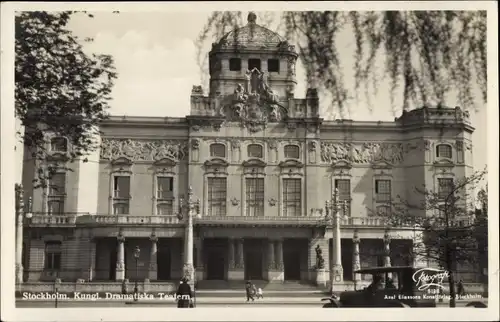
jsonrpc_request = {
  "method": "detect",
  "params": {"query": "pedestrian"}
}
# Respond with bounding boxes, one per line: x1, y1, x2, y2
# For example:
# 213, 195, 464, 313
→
457, 279, 465, 296
256, 287, 264, 299
176, 277, 193, 308
245, 281, 255, 302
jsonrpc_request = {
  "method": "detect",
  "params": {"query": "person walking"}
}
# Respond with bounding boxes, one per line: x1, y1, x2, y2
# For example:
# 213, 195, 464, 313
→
176, 277, 193, 308
245, 281, 255, 302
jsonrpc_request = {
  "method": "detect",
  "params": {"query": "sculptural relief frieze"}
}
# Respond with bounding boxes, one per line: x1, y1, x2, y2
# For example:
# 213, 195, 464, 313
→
320, 142, 416, 164
216, 68, 289, 133
100, 138, 189, 162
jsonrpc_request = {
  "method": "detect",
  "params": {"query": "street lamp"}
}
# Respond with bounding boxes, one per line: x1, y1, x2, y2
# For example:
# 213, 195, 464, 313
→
15, 184, 33, 284
133, 246, 140, 302
177, 186, 200, 288
325, 188, 348, 291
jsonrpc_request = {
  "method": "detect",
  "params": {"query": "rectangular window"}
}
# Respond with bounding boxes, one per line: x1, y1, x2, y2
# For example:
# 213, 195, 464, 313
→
375, 180, 391, 203
157, 177, 174, 200
335, 179, 351, 216
210, 144, 226, 158
436, 144, 452, 159
283, 178, 302, 217
268, 59, 280, 72
48, 173, 66, 215
45, 241, 62, 270
157, 200, 174, 216
438, 178, 454, 199
207, 177, 227, 216
248, 58, 261, 71
284, 145, 299, 159
229, 58, 241, 71
245, 178, 264, 217
50, 137, 67, 152
247, 144, 263, 158
49, 173, 66, 196
113, 176, 130, 215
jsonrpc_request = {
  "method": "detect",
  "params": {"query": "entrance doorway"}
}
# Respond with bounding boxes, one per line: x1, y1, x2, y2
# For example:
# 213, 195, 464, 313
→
244, 239, 264, 280
205, 239, 227, 280
283, 239, 302, 281
157, 243, 171, 280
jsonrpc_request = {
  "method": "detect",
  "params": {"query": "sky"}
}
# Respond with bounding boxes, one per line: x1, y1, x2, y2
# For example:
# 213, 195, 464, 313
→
66, 11, 487, 173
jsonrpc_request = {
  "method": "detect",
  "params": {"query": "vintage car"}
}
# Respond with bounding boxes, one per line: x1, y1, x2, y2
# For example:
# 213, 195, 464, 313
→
322, 266, 437, 308
321, 266, 487, 308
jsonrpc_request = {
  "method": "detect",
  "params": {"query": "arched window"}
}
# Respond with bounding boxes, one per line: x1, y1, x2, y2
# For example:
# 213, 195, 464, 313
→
247, 144, 263, 158
436, 144, 452, 159
284, 145, 300, 159
50, 137, 68, 152
210, 143, 226, 158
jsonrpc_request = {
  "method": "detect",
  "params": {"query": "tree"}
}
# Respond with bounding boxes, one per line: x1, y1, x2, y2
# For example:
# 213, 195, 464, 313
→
474, 186, 488, 287
15, 11, 117, 186
377, 169, 487, 308
196, 11, 486, 115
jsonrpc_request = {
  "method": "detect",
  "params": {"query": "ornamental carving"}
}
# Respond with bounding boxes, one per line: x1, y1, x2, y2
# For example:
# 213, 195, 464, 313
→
219, 68, 289, 133
191, 139, 200, 150
320, 142, 407, 164
100, 138, 188, 162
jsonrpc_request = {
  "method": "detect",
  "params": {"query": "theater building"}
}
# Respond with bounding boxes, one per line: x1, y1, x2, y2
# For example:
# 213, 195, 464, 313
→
17, 13, 477, 290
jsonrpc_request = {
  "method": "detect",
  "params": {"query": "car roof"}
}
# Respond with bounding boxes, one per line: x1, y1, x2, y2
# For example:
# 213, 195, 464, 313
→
354, 266, 418, 274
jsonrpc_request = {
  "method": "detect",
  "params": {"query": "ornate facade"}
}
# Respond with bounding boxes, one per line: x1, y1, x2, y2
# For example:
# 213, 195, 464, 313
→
18, 13, 478, 290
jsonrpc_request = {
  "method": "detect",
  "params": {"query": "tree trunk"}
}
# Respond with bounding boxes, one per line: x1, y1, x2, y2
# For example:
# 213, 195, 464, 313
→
445, 251, 456, 308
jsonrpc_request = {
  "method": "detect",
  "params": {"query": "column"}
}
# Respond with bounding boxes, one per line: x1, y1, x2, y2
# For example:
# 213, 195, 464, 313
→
331, 211, 344, 287
275, 239, 284, 271
268, 240, 275, 270
228, 238, 235, 269
15, 184, 24, 284
195, 237, 204, 281
88, 239, 96, 281
237, 238, 245, 269
352, 230, 361, 283
148, 234, 158, 280
116, 234, 125, 281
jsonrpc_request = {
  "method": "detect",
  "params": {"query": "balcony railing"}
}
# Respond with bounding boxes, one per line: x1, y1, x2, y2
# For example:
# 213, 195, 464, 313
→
25, 213, 414, 228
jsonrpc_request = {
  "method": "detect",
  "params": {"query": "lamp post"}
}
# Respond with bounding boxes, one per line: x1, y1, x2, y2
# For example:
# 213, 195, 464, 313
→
133, 246, 140, 302
177, 186, 200, 289
325, 188, 348, 292
15, 184, 32, 285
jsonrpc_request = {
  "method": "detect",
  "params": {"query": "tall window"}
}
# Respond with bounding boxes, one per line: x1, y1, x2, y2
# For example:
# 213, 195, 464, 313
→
113, 176, 130, 215
436, 144, 452, 159
438, 178, 454, 199
245, 178, 264, 217
335, 179, 351, 216
47, 173, 66, 215
247, 144, 263, 158
207, 177, 227, 216
375, 180, 391, 203
50, 137, 67, 152
229, 58, 241, 71
268, 59, 280, 73
157, 177, 174, 215
284, 145, 299, 159
210, 143, 226, 158
283, 179, 302, 217
44, 241, 62, 270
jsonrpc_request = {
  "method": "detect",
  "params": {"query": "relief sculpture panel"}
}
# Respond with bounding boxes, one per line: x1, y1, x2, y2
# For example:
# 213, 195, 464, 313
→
320, 142, 412, 164
100, 138, 189, 162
